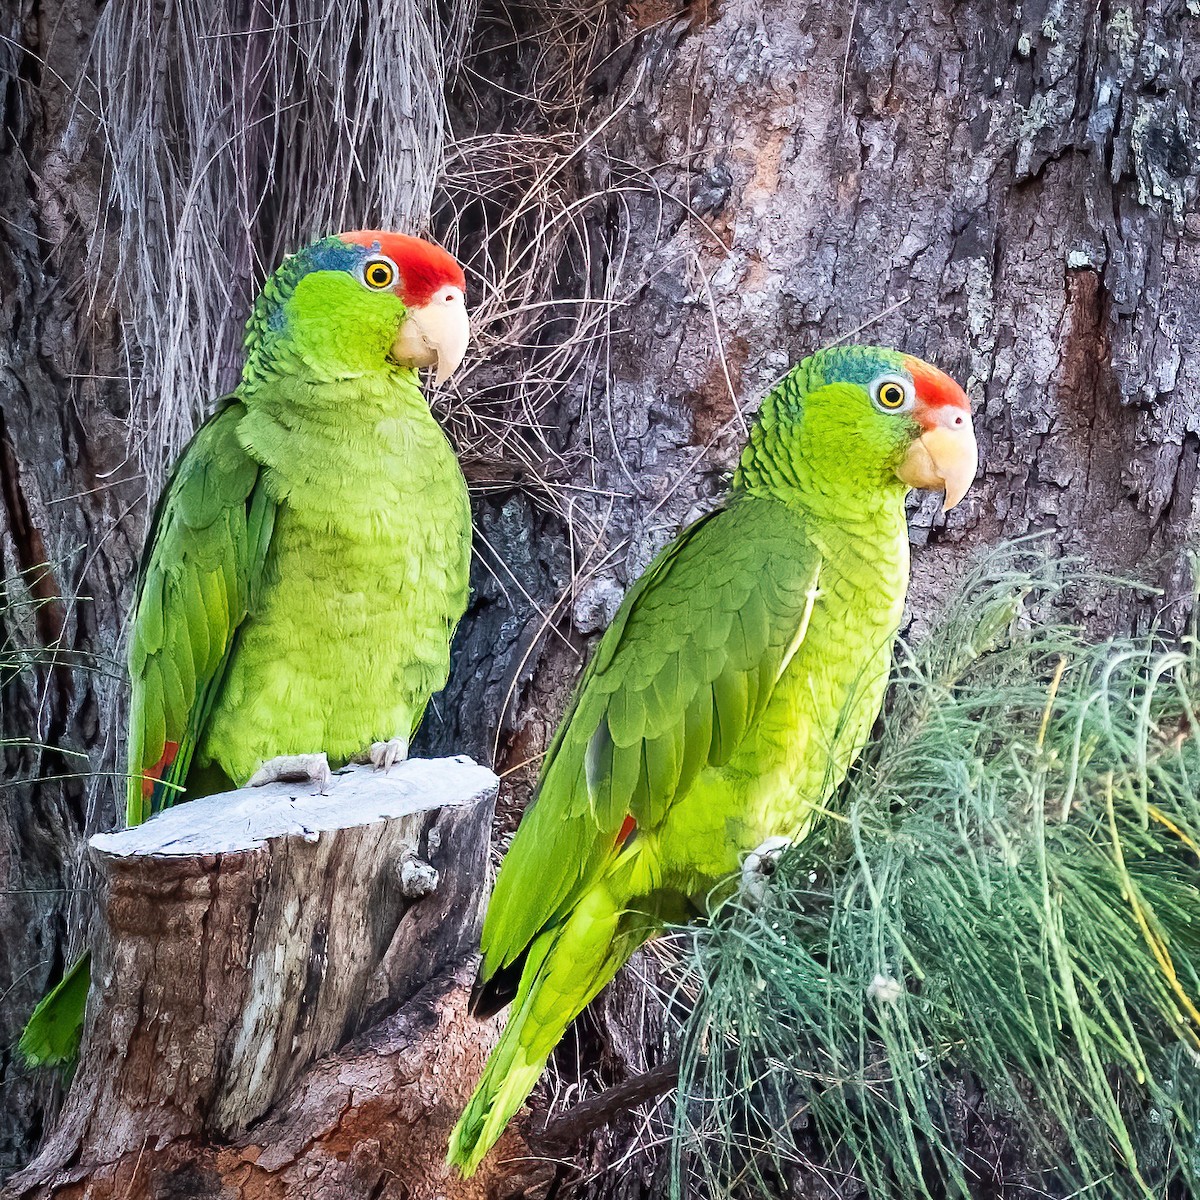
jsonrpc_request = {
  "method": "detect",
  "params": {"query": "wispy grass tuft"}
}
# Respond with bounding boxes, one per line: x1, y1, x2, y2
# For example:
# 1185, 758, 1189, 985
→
81, 0, 636, 539
84, 0, 475, 490
674, 545, 1200, 1199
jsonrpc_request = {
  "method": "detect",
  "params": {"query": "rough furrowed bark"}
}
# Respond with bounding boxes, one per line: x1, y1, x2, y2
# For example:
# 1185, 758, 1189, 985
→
3, 760, 543, 1200
571, 0, 1200, 636
0, 0, 142, 1173
6, 962, 544, 1200
432, 1, 1200, 1191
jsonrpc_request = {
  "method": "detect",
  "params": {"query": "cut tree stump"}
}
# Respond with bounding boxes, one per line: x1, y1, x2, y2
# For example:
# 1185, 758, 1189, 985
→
5, 758, 547, 1200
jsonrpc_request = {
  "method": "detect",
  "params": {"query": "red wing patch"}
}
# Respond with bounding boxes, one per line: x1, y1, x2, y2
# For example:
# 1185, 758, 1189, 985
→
142, 740, 180, 797
616, 814, 637, 846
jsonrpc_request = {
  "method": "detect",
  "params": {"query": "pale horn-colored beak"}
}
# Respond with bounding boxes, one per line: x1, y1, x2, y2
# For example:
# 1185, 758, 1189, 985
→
896, 407, 978, 511
391, 295, 470, 385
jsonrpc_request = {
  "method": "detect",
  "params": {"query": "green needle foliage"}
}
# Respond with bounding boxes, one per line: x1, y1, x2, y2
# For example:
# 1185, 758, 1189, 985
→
673, 546, 1200, 1200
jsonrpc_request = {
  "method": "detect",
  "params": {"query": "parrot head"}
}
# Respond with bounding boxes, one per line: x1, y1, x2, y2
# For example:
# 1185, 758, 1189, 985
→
244, 229, 469, 384
756, 345, 977, 512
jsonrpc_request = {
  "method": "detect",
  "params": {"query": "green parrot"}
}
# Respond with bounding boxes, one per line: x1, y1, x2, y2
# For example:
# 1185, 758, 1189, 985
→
448, 344, 977, 1174
20, 229, 472, 1067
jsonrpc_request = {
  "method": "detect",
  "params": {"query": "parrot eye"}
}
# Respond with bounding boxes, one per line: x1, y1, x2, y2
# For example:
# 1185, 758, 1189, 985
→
360, 256, 397, 290
870, 374, 914, 413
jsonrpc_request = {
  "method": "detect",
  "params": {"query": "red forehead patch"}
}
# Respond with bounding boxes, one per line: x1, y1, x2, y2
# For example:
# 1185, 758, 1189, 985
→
340, 229, 466, 305
901, 355, 970, 411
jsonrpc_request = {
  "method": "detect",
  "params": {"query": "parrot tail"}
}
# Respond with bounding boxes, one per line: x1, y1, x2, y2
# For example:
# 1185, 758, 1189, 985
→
18, 951, 91, 1068
448, 882, 632, 1176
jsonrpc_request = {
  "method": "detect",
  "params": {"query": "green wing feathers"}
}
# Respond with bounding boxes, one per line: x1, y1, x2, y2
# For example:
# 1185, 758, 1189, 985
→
16, 953, 91, 1068
452, 498, 822, 1172
478, 499, 822, 982
22, 402, 274, 1069
126, 401, 275, 824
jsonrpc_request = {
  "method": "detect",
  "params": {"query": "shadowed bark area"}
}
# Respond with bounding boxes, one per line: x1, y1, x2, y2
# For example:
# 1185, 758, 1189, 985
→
2, 0, 1199, 1193
1, 0, 139, 1175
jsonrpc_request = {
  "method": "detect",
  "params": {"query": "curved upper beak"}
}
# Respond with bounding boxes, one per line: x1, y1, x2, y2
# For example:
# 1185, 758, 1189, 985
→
894, 357, 977, 511
896, 413, 978, 511
391, 298, 470, 385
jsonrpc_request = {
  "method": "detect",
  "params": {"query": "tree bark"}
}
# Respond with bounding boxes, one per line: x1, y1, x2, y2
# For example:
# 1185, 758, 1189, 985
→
2, 759, 545, 1200
4, 0, 1200, 1193
1, 0, 139, 1174
5, 962, 543, 1200
433, 0, 1200, 1190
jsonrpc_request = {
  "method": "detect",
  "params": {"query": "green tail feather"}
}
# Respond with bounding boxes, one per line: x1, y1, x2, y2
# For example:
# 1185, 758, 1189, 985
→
449, 934, 554, 1175
450, 889, 633, 1176
448, 1025, 549, 1177
18, 951, 91, 1068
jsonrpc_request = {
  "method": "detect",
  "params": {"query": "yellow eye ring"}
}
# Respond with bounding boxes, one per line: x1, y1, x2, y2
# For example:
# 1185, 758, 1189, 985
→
871, 375, 912, 411
363, 258, 396, 289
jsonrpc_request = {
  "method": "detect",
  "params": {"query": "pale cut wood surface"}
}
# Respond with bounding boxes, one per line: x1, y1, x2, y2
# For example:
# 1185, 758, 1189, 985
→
90, 756, 496, 856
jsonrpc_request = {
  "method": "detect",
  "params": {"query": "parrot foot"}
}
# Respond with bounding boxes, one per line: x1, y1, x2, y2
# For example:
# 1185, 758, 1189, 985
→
739, 836, 792, 907
368, 736, 409, 773
247, 753, 332, 793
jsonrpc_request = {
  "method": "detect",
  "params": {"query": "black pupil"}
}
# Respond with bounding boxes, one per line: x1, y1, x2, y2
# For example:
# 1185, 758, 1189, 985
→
370, 264, 388, 284
884, 386, 901, 405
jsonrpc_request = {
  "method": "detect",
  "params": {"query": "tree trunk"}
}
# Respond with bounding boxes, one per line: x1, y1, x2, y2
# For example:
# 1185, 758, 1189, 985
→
3, 0, 1199, 1193
2, 760, 545, 1200
1, 0, 139, 1175
5, 962, 540, 1200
